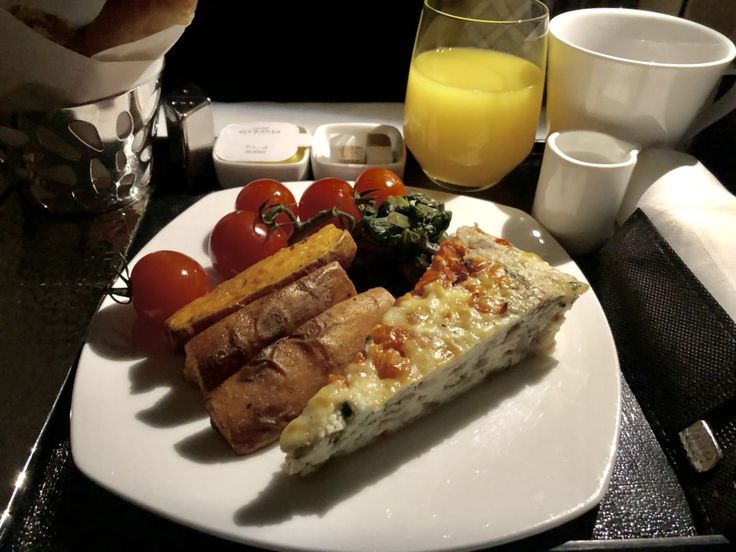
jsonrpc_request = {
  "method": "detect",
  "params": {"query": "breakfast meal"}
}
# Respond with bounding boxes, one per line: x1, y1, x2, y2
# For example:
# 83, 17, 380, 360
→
281, 225, 588, 474
207, 287, 395, 454
8, 0, 197, 56
121, 170, 587, 475
164, 223, 357, 348
183, 261, 357, 392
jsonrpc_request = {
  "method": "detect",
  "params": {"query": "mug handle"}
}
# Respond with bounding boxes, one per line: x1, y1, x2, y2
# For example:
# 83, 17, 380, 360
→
680, 64, 736, 145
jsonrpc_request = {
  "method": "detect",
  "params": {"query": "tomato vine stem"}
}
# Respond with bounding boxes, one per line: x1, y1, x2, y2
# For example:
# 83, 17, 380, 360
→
259, 203, 358, 244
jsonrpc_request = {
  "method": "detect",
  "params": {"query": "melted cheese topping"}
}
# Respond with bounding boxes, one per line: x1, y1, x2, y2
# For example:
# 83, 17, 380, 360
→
281, 237, 534, 449
280, 227, 587, 472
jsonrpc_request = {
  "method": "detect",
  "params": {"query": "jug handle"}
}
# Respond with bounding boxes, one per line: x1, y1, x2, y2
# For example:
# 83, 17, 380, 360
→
680, 63, 736, 146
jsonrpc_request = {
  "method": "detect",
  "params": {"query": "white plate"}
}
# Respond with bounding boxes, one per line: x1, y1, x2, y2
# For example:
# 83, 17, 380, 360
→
70, 184, 621, 552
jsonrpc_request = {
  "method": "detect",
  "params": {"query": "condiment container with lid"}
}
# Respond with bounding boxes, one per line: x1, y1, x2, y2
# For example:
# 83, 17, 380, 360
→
213, 122, 311, 187
311, 123, 406, 180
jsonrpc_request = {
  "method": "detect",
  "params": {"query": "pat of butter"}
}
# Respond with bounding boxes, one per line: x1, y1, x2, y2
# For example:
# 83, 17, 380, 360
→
214, 122, 312, 164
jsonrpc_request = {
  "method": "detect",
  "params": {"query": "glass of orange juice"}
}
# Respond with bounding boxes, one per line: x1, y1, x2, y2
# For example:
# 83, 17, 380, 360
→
404, 0, 549, 192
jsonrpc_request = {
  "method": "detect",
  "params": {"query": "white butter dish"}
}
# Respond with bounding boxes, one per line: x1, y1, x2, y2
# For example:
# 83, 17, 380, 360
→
213, 122, 311, 187
311, 123, 406, 180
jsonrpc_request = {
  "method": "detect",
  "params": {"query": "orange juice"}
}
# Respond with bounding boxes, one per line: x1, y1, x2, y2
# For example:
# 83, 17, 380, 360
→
404, 47, 544, 188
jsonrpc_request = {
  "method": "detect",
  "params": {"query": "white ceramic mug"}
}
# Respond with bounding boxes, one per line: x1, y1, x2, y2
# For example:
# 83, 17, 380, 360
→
546, 8, 736, 148
532, 130, 639, 255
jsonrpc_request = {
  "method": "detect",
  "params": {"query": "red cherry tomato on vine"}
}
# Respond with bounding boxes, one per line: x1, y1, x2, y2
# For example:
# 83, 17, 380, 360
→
235, 179, 297, 237
298, 178, 360, 231
209, 210, 288, 279
354, 168, 407, 206
130, 250, 211, 324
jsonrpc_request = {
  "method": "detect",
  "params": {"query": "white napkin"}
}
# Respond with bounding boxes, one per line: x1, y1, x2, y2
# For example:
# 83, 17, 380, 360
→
0, 4, 186, 112
617, 148, 736, 322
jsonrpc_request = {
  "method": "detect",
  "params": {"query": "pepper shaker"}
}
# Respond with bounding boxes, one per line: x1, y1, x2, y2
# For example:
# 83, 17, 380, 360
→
164, 83, 215, 189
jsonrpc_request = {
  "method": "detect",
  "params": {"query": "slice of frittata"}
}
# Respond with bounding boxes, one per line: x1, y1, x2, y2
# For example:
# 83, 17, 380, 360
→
280, 225, 588, 475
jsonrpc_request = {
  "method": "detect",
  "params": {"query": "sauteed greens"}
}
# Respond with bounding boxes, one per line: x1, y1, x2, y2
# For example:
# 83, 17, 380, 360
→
351, 191, 451, 295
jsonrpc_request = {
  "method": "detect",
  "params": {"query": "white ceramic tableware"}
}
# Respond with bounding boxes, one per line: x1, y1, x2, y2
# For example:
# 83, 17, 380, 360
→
532, 130, 639, 254
546, 8, 736, 148
311, 122, 406, 180
71, 184, 620, 552
213, 122, 312, 187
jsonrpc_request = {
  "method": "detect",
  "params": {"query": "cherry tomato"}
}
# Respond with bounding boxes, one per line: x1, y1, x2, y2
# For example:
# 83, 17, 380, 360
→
130, 250, 211, 324
354, 168, 407, 206
235, 179, 297, 237
209, 210, 288, 279
298, 178, 360, 231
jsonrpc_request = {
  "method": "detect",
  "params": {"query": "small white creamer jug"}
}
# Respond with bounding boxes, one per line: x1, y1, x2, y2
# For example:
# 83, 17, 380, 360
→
532, 130, 639, 254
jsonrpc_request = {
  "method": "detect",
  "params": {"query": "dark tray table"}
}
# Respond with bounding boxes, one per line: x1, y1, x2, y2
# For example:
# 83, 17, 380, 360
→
0, 133, 732, 551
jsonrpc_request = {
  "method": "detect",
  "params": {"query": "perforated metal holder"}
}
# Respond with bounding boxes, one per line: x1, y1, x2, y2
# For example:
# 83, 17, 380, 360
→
0, 75, 161, 215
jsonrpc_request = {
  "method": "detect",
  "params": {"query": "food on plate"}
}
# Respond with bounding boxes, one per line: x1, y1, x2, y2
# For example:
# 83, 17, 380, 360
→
9, 0, 197, 56
247, 172, 448, 295
297, 178, 361, 233
280, 225, 588, 474
207, 288, 395, 454
208, 210, 289, 279
353, 167, 407, 206
350, 191, 451, 295
165, 224, 357, 348
128, 250, 211, 325
184, 262, 357, 392
241, 173, 445, 291
234, 179, 298, 237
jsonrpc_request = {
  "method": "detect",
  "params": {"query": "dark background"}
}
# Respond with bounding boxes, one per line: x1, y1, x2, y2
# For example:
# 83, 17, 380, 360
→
163, 0, 676, 104
162, 1, 425, 103
161, 1, 646, 103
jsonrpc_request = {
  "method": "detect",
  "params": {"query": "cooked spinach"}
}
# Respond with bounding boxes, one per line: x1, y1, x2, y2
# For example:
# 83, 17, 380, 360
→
350, 192, 452, 295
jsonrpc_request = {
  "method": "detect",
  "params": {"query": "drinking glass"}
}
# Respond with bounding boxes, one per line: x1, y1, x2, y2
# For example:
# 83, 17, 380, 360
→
404, 0, 549, 192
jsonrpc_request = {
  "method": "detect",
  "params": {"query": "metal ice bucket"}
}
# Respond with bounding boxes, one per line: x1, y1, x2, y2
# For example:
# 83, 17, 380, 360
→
0, 76, 161, 215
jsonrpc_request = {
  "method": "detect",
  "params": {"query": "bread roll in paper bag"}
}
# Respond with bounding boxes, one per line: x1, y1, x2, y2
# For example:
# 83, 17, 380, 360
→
0, 0, 197, 112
